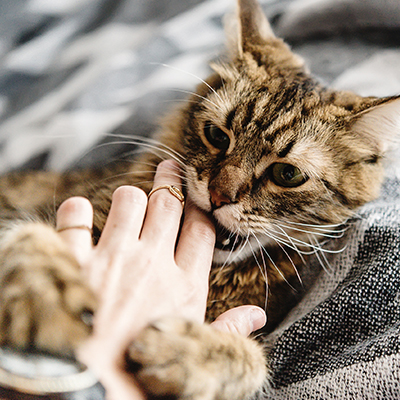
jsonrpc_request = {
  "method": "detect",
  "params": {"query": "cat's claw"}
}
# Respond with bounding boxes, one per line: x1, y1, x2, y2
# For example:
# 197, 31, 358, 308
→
126, 317, 268, 400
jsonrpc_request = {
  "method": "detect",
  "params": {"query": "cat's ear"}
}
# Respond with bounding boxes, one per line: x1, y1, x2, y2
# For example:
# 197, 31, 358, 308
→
351, 97, 400, 154
225, 0, 275, 58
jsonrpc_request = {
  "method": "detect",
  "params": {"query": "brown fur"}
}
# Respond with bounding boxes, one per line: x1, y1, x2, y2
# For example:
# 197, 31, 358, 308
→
0, 0, 399, 398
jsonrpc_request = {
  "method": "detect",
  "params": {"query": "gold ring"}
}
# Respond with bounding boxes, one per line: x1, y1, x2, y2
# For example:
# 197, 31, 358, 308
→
148, 185, 185, 207
56, 225, 93, 234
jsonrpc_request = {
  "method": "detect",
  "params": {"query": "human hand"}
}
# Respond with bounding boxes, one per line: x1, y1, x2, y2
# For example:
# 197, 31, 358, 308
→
56, 160, 266, 400
57, 160, 216, 399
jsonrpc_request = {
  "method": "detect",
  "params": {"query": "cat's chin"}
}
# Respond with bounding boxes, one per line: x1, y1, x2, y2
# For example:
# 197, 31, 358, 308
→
211, 216, 272, 265
212, 241, 258, 265
212, 232, 271, 265
213, 247, 248, 264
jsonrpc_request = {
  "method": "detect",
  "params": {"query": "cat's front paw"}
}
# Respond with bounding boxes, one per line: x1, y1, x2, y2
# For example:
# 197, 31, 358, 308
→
0, 223, 97, 356
126, 317, 267, 400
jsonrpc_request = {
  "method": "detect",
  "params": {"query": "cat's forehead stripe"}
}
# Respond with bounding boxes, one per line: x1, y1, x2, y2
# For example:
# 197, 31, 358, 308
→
277, 139, 295, 158
226, 108, 236, 130
225, 98, 257, 132
240, 98, 257, 130
253, 96, 304, 137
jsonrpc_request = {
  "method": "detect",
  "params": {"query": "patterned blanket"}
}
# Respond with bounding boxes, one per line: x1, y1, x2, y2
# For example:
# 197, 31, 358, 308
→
0, 0, 399, 399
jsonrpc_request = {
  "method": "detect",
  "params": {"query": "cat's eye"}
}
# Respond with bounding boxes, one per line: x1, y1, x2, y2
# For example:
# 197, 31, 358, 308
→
270, 163, 307, 188
204, 123, 230, 151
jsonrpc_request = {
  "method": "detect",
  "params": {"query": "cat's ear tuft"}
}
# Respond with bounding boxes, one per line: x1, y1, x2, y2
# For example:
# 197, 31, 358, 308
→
225, 0, 275, 58
351, 97, 400, 155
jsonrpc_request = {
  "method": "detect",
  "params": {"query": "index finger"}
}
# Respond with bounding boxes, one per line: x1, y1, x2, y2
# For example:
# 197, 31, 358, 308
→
175, 199, 215, 277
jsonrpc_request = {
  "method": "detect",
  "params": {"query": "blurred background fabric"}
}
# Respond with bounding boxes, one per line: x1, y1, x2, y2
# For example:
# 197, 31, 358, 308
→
0, 0, 399, 173
0, 0, 400, 399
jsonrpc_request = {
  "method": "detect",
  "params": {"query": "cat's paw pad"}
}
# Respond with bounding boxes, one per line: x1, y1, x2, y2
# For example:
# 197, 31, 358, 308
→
126, 317, 267, 400
0, 223, 97, 356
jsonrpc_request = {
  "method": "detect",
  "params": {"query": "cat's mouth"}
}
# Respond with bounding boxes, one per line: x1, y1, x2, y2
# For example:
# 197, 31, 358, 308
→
214, 222, 247, 252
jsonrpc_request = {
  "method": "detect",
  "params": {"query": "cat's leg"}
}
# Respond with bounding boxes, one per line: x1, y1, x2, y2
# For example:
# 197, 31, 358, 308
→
0, 221, 97, 356
126, 317, 268, 400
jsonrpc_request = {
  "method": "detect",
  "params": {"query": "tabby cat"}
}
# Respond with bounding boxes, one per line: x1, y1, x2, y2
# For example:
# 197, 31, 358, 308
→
0, 0, 399, 398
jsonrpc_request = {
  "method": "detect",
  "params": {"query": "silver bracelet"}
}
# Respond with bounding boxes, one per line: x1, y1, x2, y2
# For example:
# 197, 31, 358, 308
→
0, 347, 98, 395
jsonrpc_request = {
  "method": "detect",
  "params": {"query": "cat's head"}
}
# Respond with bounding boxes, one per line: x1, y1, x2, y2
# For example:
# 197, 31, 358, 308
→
169, 0, 400, 264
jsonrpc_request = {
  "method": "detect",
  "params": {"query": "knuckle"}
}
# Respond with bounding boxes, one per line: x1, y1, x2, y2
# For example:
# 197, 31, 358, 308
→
212, 317, 247, 336
150, 191, 182, 213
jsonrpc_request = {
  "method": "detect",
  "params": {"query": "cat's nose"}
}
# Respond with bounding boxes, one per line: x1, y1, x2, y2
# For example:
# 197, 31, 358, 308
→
209, 187, 231, 208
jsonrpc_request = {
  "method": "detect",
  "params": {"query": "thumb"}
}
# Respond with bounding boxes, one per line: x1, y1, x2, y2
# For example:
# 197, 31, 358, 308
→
210, 306, 266, 337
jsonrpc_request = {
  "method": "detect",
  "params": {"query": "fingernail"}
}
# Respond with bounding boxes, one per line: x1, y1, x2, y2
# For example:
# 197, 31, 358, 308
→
250, 307, 267, 332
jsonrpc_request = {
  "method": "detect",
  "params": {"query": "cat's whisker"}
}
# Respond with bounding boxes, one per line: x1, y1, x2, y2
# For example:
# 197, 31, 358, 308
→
248, 233, 269, 312
126, 159, 189, 183
246, 217, 305, 254
119, 159, 161, 172
249, 232, 267, 282
281, 219, 348, 231
92, 140, 186, 169
99, 172, 155, 185
251, 232, 297, 292
280, 224, 348, 238
122, 168, 188, 187
350, 212, 364, 221
225, 231, 250, 265
165, 89, 222, 111
267, 223, 344, 255
275, 222, 347, 239
103, 133, 186, 162
266, 224, 312, 247
120, 158, 189, 183
260, 228, 333, 261
249, 232, 269, 312
151, 62, 225, 105
262, 227, 316, 254
308, 234, 335, 275
62, 132, 185, 178
261, 227, 305, 285
100, 171, 190, 191
268, 225, 346, 254
275, 239, 303, 287
158, 99, 206, 106
217, 229, 243, 269
266, 225, 308, 266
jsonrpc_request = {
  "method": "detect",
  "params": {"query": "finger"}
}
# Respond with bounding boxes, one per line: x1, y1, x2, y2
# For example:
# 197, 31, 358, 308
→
98, 186, 147, 251
210, 306, 266, 337
175, 199, 215, 277
140, 160, 184, 250
57, 197, 94, 264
